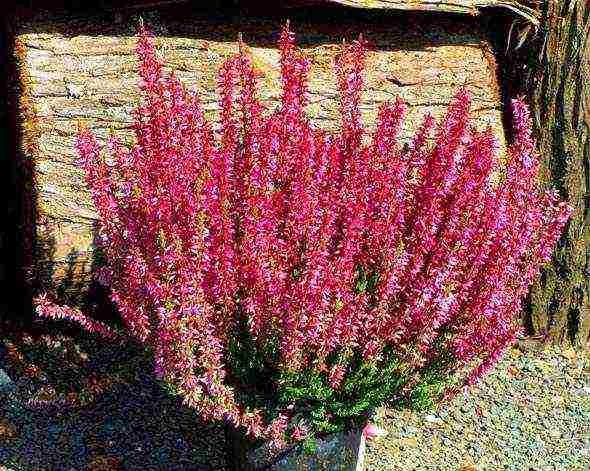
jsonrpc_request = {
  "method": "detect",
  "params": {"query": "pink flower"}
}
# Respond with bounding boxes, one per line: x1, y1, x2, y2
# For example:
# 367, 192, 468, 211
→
291, 424, 309, 441
42, 21, 573, 442
328, 364, 346, 389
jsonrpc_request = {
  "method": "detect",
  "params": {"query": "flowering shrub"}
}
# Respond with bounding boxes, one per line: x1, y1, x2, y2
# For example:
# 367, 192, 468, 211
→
36, 23, 571, 449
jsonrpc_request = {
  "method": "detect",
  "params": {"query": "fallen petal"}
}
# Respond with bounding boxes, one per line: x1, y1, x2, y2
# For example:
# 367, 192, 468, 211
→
363, 423, 388, 439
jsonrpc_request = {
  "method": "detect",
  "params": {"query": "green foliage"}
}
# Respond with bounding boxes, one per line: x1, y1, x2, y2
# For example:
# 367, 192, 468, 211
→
354, 265, 380, 300
211, 264, 466, 441
302, 435, 318, 455
225, 307, 279, 410
220, 301, 462, 441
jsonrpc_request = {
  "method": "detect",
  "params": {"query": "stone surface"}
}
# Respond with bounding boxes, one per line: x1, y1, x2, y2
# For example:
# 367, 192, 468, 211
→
0, 368, 16, 398
248, 429, 366, 470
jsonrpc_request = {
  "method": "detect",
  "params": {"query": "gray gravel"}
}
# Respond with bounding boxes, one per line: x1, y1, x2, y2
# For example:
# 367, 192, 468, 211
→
365, 343, 590, 471
1, 325, 588, 470
0, 330, 227, 470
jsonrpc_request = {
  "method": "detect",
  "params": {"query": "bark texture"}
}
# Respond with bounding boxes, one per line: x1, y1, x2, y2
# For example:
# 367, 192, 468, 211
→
14, 9, 506, 305
520, 0, 590, 350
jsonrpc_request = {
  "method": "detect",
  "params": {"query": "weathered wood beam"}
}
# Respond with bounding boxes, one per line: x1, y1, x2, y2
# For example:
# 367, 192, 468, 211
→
296, 0, 541, 25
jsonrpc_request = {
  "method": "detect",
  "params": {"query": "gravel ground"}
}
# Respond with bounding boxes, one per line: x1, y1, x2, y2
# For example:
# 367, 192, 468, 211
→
365, 341, 590, 471
0, 322, 227, 470
1, 319, 589, 470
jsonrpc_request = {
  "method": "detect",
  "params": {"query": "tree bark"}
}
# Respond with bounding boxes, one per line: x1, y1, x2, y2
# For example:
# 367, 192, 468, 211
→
518, 0, 589, 350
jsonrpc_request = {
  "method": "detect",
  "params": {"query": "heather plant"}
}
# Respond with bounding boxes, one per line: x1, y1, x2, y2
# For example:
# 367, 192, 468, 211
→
35, 22, 572, 450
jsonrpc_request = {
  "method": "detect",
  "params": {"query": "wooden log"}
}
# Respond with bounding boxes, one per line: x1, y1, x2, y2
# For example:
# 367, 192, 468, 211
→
14, 8, 507, 305
30, 0, 541, 24
294, 0, 541, 25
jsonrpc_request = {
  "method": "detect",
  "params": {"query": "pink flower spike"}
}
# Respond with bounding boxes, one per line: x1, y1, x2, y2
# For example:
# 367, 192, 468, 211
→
62, 23, 571, 444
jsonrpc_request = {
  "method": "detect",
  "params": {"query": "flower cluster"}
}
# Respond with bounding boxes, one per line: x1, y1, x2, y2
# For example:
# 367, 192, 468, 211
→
38, 23, 572, 444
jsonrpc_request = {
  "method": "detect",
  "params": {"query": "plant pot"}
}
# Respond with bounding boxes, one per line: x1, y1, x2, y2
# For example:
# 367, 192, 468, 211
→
225, 425, 366, 471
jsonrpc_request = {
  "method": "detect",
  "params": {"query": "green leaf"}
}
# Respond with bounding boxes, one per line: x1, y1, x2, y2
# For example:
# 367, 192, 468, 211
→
302, 436, 318, 455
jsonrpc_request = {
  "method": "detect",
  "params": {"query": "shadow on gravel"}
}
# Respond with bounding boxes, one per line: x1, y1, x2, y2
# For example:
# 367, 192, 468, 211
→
0, 326, 228, 470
